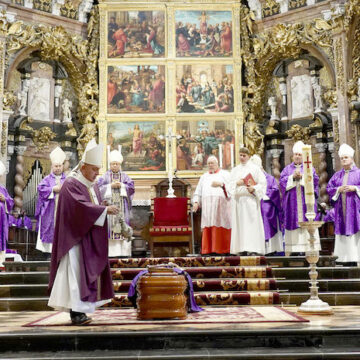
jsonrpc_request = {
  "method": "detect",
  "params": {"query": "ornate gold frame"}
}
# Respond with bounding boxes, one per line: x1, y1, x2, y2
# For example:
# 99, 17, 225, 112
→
98, 1, 243, 179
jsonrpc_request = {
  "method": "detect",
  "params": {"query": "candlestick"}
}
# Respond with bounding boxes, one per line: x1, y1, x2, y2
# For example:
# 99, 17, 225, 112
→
302, 144, 316, 221
230, 144, 234, 168
218, 144, 223, 169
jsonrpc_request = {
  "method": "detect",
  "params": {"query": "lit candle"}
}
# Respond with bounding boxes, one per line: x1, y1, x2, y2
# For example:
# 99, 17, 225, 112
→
230, 143, 234, 168
302, 145, 316, 219
107, 145, 111, 169
218, 144, 223, 169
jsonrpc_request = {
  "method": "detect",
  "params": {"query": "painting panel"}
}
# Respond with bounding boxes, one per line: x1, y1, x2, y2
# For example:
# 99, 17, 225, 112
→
108, 121, 166, 172
176, 64, 233, 113
107, 65, 165, 114
108, 11, 165, 58
175, 10, 232, 57
176, 119, 235, 171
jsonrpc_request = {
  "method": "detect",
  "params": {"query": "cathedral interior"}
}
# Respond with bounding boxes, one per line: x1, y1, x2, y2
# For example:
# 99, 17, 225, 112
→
2, 0, 360, 358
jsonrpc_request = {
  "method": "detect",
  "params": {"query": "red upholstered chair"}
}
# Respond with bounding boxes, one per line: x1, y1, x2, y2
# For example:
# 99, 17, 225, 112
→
149, 197, 193, 257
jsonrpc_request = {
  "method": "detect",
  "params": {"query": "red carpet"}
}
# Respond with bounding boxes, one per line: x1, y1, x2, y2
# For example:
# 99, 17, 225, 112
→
24, 306, 308, 327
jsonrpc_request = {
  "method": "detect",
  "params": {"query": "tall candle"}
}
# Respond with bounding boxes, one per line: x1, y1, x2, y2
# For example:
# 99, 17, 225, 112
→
107, 145, 111, 169
230, 143, 234, 168
302, 145, 315, 218
218, 144, 223, 169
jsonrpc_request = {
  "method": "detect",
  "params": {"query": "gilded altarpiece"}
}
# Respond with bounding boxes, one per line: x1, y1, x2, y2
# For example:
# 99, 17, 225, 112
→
98, 1, 243, 179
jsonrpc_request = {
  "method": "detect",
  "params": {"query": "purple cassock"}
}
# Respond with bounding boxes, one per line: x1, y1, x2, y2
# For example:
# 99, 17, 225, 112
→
261, 171, 283, 241
48, 177, 114, 303
0, 185, 14, 252
279, 163, 320, 231
8, 215, 32, 230
35, 173, 66, 244
327, 166, 360, 236
97, 170, 135, 225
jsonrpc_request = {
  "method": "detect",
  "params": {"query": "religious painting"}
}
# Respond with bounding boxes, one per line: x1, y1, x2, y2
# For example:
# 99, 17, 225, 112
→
107, 11, 165, 58
175, 10, 232, 57
176, 119, 235, 171
290, 74, 313, 119
107, 65, 165, 114
176, 64, 234, 113
107, 121, 166, 172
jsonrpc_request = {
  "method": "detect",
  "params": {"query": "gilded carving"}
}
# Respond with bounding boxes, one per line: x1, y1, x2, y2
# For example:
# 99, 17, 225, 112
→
3, 90, 17, 111
32, 127, 57, 151
1, 122, 7, 155
289, 0, 306, 10
285, 124, 311, 142
334, 37, 346, 95
244, 119, 264, 156
33, 0, 52, 13
60, 0, 78, 20
76, 121, 98, 158
323, 88, 338, 108
261, 0, 280, 18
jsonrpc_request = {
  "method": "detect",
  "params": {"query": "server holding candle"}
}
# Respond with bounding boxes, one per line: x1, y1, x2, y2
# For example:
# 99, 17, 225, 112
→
327, 144, 360, 265
279, 141, 321, 255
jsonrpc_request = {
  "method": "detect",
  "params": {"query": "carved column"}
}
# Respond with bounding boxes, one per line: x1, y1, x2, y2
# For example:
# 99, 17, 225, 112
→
279, 77, 288, 120
14, 145, 26, 212
315, 143, 329, 204
327, 107, 340, 170
328, 142, 336, 171
333, 16, 352, 147
269, 148, 283, 183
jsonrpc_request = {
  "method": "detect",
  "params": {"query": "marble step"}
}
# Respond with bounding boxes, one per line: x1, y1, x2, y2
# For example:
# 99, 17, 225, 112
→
3, 291, 360, 311
3, 348, 360, 359
273, 267, 360, 279
4, 261, 50, 272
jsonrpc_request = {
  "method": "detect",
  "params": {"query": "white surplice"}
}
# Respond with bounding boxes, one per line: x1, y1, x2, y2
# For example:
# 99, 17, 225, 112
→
48, 172, 110, 313
228, 161, 267, 255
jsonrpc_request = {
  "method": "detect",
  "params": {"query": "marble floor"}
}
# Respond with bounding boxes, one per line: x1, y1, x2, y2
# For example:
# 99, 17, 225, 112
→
1, 305, 360, 334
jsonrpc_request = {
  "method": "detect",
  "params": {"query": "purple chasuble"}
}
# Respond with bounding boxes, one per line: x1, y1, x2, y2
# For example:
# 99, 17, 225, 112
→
279, 163, 320, 231
0, 185, 14, 252
35, 173, 66, 244
128, 267, 203, 313
327, 166, 360, 236
48, 176, 114, 303
97, 170, 135, 225
261, 171, 283, 241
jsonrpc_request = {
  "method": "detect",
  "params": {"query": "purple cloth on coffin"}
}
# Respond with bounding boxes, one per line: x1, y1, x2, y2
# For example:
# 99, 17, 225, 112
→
279, 163, 320, 231
48, 177, 114, 303
0, 185, 14, 252
97, 170, 135, 225
35, 173, 66, 244
261, 171, 283, 241
327, 166, 360, 236
128, 266, 203, 313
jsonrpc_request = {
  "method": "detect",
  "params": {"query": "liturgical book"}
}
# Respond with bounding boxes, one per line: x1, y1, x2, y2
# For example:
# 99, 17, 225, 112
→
243, 173, 256, 186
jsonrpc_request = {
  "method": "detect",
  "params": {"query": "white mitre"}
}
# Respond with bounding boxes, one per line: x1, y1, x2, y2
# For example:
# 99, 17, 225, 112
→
250, 154, 263, 168
292, 141, 305, 154
0, 161, 6, 176
338, 143, 355, 158
109, 150, 123, 164
50, 146, 66, 165
83, 138, 103, 167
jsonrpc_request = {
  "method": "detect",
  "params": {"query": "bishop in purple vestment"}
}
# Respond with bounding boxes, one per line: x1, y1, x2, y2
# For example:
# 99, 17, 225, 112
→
327, 144, 360, 263
0, 161, 14, 267
35, 147, 67, 254
98, 149, 135, 257
48, 140, 119, 325
279, 141, 321, 254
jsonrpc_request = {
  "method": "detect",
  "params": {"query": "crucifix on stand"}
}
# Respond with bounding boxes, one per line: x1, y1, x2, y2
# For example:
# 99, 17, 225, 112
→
159, 127, 180, 198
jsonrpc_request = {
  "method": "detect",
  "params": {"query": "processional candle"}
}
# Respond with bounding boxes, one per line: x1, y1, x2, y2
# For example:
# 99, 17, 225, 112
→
302, 144, 316, 220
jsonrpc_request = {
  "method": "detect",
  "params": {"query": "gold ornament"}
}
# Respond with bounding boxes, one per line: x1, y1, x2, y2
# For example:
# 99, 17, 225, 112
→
285, 124, 311, 142
32, 126, 57, 151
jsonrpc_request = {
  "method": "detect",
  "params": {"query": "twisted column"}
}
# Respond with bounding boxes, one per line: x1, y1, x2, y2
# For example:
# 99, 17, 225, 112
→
14, 146, 26, 212
269, 149, 283, 183
315, 143, 329, 204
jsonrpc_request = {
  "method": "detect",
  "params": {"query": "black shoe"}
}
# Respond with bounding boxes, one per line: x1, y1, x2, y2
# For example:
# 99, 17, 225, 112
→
70, 310, 92, 325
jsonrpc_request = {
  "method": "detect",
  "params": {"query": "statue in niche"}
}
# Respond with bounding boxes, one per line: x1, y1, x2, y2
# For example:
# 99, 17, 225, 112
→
17, 81, 29, 116
76, 120, 98, 158
62, 98, 72, 123
265, 119, 278, 135
244, 117, 264, 155
311, 77, 324, 112
268, 96, 279, 120
65, 122, 77, 137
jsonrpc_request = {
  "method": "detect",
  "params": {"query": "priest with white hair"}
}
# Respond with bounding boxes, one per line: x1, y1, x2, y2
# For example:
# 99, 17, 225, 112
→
35, 147, 67, 254
251, 155, 283, 255
327, 144, 360, 265
48, 139, 119, 325
193, 155, 231, 255
98, 149, 135, 257
279, 141, 321, 255
228, 147, 267, 255
0, 161, 14, 268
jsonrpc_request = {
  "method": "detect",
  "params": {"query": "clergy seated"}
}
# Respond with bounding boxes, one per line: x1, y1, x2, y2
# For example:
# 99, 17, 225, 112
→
149, 197, 193, 257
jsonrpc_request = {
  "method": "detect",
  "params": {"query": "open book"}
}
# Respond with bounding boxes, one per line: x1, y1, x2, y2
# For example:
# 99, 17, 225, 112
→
243, 173, 256, 186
